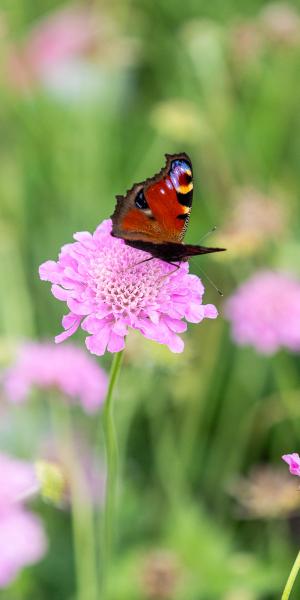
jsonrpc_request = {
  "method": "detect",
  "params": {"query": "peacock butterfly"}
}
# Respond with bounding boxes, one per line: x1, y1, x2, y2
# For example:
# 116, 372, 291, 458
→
111, 152, 225, 264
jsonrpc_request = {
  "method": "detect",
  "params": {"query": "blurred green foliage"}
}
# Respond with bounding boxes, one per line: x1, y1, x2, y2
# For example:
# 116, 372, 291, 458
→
1, 0, 300, 598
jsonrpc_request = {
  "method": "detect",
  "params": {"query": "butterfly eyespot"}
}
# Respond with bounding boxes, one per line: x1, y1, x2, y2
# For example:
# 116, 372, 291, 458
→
135, 189, 148, 210
170, 159, 192, 175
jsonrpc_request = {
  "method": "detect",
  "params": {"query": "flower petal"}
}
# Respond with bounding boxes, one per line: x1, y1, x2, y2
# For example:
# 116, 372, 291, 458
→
107, 332, 126, 353
204, 304, 218, 319
85, 326, 111, 356
184, 303, 205, 323
163, 316, 187, 333
51, 284, 69, 301
167, 332, 184, 353
62, 312, 81, 329
112, 320, 128, 336
39, 261, 61, 283
73, 232, 94, 246
55, 314, 81, 343
282, 453, 300, 476
67, 297, 93, 315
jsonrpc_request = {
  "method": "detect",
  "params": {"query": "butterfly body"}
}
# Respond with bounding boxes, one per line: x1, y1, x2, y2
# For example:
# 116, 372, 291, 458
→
111, 153, 225, 262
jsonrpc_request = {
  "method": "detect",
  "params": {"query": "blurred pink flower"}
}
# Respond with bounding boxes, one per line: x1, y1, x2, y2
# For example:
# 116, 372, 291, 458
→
225, 270, 300, 354
282, 453, 300, 476
39, 219, 218, 355
0, 454, 39, 506
229, 465, 300, 518
141, 550, 182, 600
216, 187, 288, 258
0, 508, 46, 587
4, 341, 108, 413
0, 453, 46, 587
8, 5, 97, 90
7, 4, 136, 99
260, 3, 300, 46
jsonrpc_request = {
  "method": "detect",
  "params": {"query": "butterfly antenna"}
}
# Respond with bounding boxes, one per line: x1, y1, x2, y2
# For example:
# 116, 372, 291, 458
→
197, 265, 223, 297
198, 226, 217, 244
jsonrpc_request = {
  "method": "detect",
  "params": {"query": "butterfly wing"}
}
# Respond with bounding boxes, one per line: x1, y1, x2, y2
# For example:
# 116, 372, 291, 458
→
125, 239, 225, 261
111, 153, 194, 244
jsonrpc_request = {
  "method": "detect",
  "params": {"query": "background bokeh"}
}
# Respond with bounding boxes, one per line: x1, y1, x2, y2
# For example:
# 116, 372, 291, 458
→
1, 0, 300, 598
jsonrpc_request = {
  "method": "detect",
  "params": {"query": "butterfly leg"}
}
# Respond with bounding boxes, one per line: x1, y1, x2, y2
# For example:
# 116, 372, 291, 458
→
158, 262, 181, 281
136, 258, 180, 277
133, 257, 155, 266
122, 256, 155, 273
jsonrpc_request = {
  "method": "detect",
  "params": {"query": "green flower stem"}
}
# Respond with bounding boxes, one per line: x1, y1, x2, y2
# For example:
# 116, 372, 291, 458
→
282, 550, 300, 600
273, 353, 300, 439
50, 398, 98, 600
102, 350, 124, 590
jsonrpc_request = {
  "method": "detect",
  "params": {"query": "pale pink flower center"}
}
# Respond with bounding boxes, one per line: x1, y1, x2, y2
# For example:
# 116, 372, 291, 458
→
89, 246, 164, 318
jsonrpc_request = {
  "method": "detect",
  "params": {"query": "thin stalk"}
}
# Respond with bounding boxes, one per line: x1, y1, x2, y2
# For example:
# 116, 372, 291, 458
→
50, 399, 98, 600
273, 353, 300, 440
282, 550, 300, 600
102, 350, 124, 590
179, 321, 226, 486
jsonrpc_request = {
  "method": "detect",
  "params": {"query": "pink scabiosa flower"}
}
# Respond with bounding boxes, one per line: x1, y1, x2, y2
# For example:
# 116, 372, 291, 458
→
0, 454, 39, 505
7, 5, 97, 91
225, 270, 300, 355
0, 508, 46, 587
6, 4, 137, 100
0, 453, 47, 587
39, 219, 218, 355
282, 453, 300, 477
4, 341, 107, 414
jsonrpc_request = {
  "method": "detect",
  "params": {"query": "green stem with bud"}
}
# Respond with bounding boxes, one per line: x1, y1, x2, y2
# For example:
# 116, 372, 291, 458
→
50, 397, 98, 600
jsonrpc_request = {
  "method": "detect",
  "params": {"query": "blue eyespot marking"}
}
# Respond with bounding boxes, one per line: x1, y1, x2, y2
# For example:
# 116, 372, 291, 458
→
170, 159, 192, 174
